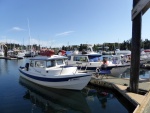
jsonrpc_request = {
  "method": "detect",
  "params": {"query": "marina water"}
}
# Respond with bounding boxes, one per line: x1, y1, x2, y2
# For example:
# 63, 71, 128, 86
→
0, 58, 145, 113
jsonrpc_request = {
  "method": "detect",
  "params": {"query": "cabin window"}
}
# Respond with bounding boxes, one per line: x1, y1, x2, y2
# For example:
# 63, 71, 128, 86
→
56, 59, 63, 65
112, 57, 119, 64
67, 56, 71, 60
46, 60, 56, 67
73, 56, 80, 61
88, 55, 101, 62
35, 61, 45, 68
80, 57, 87, 62
30, 61, 34, 67
73, 56, 87, 62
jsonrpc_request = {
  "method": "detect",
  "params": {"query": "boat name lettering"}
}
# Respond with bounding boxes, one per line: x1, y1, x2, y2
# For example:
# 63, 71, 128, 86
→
69, 78, 79, 81
35, 70, 41, 73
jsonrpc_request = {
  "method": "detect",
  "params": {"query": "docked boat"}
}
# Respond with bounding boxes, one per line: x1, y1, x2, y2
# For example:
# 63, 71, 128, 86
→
67, 53, 102, 70
8, 50, 25, 59
19, 55, 92, 90
99, 54, 130, 76
24, 50, 36, 57
67, 45, 103, 70
67, 50, 130, 76
0, 49, 4, 56
0, 44, 4, 56
115, 49, 150, 63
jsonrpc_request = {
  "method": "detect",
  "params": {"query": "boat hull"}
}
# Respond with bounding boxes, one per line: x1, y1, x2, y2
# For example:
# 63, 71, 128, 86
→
0, 52, 4, 56
110, 66, 130, 77
78, 65, 130, 76
19, 68, 91, 90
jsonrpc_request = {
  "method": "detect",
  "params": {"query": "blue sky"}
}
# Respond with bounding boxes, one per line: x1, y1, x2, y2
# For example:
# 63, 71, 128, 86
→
0, 0, 150, 47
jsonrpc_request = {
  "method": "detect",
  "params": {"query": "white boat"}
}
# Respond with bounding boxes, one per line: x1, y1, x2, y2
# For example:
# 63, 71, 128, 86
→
115, 49, 150, 63
67, 50, 130, 76
144, 49, 150, 58
19, 55, 91, 90
0, 50, 4, 56
0, 44, 4, 56
67, 45, 103, 70
67, 53, 103, 70
140, 50, 150, 63
8, 50, 25, 59
99, 54, 130, 76
24, 50, 36, 57
17, 50, 26, 59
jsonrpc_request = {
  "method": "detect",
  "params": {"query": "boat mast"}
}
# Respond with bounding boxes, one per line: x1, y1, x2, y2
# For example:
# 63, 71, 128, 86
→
118, 38, 120, 50
27, 18, 31, 51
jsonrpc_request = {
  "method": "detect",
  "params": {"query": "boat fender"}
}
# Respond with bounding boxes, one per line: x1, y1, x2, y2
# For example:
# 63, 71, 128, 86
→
25, 63, 29, 71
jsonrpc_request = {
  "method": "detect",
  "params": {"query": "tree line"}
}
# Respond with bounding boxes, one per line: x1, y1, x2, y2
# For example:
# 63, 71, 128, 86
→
62, 38, 150, 51
4, 38, 150, 51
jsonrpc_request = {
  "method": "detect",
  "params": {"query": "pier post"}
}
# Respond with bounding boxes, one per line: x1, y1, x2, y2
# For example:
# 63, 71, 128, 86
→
130, 0, 150, 93
4, 46, 8, 57
130, 0, 142, 93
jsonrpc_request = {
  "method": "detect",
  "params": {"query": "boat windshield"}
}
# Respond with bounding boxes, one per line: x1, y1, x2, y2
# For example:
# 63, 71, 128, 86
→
73, 56, 87, 62
88, 55, 101, 62
35, 61, 46, 68
46, 60, 56, 67
56, 59, 64, 65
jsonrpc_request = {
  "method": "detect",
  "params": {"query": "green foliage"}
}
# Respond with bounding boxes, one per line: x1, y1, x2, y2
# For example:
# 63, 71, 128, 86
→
4, 38, 150, 51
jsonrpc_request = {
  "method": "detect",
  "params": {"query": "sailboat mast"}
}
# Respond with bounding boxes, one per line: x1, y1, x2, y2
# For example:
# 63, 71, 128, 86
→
27, 18, 31, 50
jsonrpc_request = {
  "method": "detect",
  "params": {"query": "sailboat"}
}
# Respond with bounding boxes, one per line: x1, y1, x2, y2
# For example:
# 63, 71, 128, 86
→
24, 19, 36, 57
8, 43, 25, 59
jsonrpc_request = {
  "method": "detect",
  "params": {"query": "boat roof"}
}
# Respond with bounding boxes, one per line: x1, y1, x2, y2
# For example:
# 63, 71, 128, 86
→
68, 53, 102, 57
30, 55, 68, 61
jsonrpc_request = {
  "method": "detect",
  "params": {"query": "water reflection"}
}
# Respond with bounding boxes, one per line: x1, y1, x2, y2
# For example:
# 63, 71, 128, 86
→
19, 77, 91, 113
0, 59, 29, 76
0, 59, 8, 75
19, 77, 129, 113
98, 91, 115, 109
121, 68, 150, 80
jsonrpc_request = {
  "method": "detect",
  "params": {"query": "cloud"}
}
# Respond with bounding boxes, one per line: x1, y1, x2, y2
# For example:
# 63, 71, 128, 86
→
0, 36, 21, 44
55, 31, 74, 37
0, 36, 64, 48
10, 27, 25, 31
25, 38, 63, 48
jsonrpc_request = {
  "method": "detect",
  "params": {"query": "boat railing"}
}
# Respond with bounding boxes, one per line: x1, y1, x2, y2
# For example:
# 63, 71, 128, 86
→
76, 62, 83, 70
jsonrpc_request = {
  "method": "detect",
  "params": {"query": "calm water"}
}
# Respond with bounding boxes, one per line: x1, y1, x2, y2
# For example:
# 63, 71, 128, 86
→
0, 58, 138, 113
121, 68, 150, 80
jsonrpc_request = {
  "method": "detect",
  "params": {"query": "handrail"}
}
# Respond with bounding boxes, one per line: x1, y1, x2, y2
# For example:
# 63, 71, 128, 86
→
76, 62, 83, 70
60, 66, 64, 75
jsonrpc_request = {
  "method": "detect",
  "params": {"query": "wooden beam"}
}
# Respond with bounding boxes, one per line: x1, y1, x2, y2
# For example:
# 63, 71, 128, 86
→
130, 0, 142, 93
132, 0, 150, 20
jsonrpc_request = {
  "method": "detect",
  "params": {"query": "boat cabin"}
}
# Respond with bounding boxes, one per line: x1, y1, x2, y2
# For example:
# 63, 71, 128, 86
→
67, 54, 103, 69
29, 56, 68, 69
24, 56, 77, 75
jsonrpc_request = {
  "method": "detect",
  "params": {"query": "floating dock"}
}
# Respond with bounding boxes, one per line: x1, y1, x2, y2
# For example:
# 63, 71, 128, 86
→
90, 75, 150, 113
0, 56, 18, 60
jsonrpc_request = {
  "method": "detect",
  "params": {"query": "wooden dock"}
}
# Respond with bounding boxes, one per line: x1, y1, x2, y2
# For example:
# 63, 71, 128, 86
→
89, 76, 150, 113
